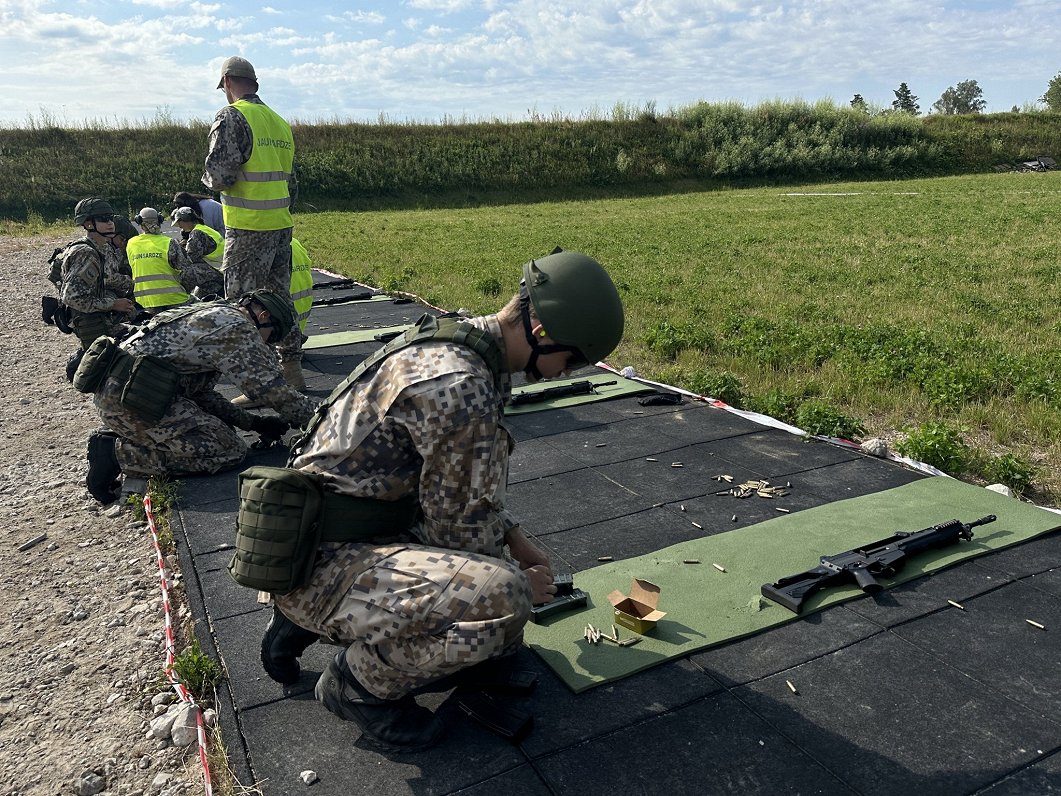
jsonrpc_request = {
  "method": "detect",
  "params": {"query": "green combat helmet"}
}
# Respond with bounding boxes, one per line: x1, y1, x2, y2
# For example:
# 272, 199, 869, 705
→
112, 216, 139, 241
73, 198, 116, 225
240, 289, 295, 344
519, 248, 624, 374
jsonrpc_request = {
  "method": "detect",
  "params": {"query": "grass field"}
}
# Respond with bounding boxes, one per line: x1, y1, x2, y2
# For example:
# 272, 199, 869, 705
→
294, 171, 1061, 501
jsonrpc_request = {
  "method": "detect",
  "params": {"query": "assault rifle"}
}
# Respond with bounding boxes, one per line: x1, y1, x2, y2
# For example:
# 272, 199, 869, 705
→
509, 380, 617, 407
761, 514, 995, 613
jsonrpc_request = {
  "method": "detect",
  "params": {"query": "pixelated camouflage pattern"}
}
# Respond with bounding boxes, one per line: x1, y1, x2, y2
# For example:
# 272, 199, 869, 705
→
161, 237, 223, 298
94, 302, 317, 477
274, 315, 529, 698
277, 544, 530, 699
59, 237, 134, 347
183, 227, 218, 265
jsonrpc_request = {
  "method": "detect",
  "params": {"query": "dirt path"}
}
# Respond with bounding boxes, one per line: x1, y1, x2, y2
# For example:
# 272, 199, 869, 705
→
0, 235, 202, 796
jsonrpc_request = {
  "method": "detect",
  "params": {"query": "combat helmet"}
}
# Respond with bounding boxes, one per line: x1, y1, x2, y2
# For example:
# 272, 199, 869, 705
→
112, 216, 139, 241
519, 248, 624, 374
239, 289, 295, 344
74, 198, 116, 225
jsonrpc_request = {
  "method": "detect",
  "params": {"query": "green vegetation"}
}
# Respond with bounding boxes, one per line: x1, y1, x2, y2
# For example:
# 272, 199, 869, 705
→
169, 638, 224, 703
4, 100, 1061, 221
294, 171, 1061, 501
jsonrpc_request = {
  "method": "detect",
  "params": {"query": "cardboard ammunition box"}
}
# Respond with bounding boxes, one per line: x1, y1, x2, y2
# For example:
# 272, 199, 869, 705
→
608, 578, 666, 634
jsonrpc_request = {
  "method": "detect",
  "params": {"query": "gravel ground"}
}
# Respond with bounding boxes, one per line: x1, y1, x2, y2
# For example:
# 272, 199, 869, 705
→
0, 235, 204, 796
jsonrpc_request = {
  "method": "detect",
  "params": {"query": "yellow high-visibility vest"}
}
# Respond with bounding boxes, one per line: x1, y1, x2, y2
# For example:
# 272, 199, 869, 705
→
290, 238, 313, 332
194, 223, 225, 265
221, 100, 294, 231
128, 234, 188, 309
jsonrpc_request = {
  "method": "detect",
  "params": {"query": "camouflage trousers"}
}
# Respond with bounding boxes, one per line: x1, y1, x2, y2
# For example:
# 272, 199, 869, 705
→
180, 262, 225, 299
95, 377, 247, 478
222, 227, 301, 362
275, 543, 532, 700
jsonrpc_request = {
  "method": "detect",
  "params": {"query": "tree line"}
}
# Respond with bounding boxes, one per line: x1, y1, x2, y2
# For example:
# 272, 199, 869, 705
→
850, 72, 1061, 116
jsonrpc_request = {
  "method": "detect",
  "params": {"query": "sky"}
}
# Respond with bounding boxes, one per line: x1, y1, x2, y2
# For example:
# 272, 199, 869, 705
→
1, 0, 1059, 127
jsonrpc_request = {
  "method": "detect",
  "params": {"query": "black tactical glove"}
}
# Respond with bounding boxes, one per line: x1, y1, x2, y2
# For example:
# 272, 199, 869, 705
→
249, 415, 290, 446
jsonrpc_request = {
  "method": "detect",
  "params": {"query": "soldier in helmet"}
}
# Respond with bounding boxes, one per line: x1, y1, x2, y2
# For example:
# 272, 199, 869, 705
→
128, 207, 224, 312
260, 249, 624, 752
84, 290, 318, 504
59, 198, 137, 348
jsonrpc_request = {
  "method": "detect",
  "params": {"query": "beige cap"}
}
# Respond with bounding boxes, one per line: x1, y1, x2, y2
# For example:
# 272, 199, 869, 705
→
217, 56, 257, 89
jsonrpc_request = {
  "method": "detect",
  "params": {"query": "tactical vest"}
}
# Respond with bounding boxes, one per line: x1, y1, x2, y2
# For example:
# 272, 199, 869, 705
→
221, 100, 294, 231
193, 224, 225, 265
290, 238, 313, 332
229, 313, 505, 593
128, 234, 188, 309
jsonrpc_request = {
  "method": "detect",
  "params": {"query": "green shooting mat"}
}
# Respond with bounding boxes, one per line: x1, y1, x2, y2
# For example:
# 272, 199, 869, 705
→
303, 324, 411, 350
505, 373, 655, 415
524, 476, 1061, 693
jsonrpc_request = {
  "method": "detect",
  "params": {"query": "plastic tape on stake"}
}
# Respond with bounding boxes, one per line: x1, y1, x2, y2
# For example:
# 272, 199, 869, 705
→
143, 495, 214, 796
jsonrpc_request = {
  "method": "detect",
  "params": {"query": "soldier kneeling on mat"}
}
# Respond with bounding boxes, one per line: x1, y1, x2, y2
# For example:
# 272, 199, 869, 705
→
76, 290, 318, 504
233, 249, 624, 752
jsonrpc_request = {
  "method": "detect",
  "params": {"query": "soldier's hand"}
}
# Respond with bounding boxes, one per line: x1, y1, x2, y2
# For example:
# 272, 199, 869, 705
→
525, 565, 557, 605
506, 528, 551, 571
111, 298, 135, 314
249, 415, 290, 446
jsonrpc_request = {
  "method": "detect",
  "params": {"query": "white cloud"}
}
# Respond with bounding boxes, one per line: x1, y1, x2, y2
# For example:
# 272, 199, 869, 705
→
404, 0, 475, 12
261, 6, 282, 14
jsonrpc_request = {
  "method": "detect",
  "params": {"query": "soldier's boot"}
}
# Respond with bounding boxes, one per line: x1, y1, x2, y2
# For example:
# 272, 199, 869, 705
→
230, 393, 265, 409
282, 359, 306, 391
86, 431, 122, 505
261, 606, 320, 685
315, 652, 444, 753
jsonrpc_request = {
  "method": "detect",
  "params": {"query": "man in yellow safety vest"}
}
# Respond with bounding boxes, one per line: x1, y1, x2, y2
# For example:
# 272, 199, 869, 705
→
202, 55, 305, 391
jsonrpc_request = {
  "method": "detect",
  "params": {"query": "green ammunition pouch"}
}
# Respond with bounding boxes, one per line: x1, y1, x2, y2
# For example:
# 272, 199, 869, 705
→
228, 465, 419, 594
72, 335, 127, 393
72, 311, 114, 349
120, 356, 181, 425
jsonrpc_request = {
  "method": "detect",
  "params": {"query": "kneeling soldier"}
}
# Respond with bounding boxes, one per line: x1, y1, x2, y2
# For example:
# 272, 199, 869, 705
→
245, 249, 624, 752
129, 207, 223, 312
80, 290, 317, 504
57, 198, 137, 349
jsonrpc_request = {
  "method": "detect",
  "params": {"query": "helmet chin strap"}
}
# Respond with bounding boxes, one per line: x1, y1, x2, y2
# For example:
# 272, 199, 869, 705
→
519, 290, 545, 381
88, 220, 116, 240
519, 285, 583, 380
240, 297, 282, 344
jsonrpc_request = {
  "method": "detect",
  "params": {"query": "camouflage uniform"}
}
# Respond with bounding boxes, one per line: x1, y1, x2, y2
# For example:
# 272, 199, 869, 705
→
201, 94, 302, 364
59, 237, 134, 348
274, 315, 532, 700
94, 303, 317, 478
161, 236, 224, 300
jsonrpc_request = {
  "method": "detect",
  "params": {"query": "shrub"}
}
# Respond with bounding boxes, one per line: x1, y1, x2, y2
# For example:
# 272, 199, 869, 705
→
793, 399, 866, 440
684, 370, 744, 407
895, 421, 970, 473
169, 639, 223, 702
982, 453, 1037, 494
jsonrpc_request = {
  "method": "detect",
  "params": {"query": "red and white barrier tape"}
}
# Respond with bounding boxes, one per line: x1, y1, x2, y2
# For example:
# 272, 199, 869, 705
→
143, 494, 214, 796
